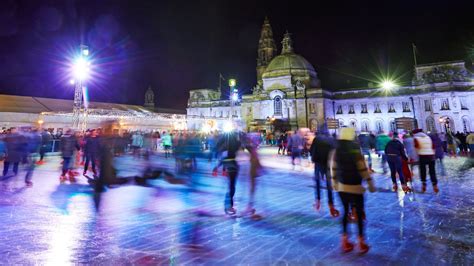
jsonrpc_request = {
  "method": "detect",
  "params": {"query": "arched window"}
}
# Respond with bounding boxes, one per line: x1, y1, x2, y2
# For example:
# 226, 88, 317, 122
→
274, 96, 282, 115
462, 116, 470, 133
349, 119, 357, 129
390, 119, 396, 132
375, 120, 384, 133
426, 117, 435, 133
361, 120, 369, 132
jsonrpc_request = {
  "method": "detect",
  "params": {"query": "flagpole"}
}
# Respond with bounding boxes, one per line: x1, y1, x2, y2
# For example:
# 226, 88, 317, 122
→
412, 43, 417, 66
219, 73, 222, 91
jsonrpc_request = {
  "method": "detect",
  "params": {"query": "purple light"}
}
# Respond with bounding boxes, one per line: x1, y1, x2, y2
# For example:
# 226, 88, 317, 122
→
231, 93, 238, 101
72, 57, 90, 81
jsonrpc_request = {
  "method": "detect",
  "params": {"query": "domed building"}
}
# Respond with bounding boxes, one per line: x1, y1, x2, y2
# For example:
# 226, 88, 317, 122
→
187, 18, 474, 134
261, 33, 320, 89
241, 27, 325, 132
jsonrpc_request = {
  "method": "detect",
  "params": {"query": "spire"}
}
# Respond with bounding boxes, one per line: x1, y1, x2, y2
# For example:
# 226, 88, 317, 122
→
256, 17, 277, 82
281, 31, 294, 54
144, 86, 155, 108
257, 17, 276, 67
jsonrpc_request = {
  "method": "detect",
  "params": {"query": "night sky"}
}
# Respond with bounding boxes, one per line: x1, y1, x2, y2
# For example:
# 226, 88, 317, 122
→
1, 0, 474, 110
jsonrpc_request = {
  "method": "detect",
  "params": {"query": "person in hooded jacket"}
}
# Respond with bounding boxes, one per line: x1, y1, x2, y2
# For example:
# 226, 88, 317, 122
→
310, 129, 339, 217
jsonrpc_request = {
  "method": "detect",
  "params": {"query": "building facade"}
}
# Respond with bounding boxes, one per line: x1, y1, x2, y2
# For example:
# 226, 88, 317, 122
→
187, 18, 474, 134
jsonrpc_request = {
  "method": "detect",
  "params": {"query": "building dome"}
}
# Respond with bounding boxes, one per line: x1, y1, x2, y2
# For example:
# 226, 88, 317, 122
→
263, 53, 317, 76
262, 32, 319, 88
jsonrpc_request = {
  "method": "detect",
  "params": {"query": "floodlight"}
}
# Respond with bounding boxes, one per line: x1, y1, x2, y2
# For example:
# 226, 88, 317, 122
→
223, 121, 234, 133
72, 57, 90, 81
231, 93, 238, 101
381, 80, 396, 90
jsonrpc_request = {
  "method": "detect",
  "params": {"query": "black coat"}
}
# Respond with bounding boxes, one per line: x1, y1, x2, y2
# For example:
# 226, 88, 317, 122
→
384, 139, 408, 160
84, 136, 100, 156
4, 133, 26, 163
310, 135, 333, 167
60, 134, 79, 158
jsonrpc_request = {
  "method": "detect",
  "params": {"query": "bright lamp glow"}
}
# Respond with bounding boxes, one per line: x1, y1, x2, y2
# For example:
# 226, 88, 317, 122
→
229, 79, 236, 87
223, 121, 234, 133
231, 93, 238, 101
201, 124, 211, 134
381, 80, 396, 90
72, 57, 90, 81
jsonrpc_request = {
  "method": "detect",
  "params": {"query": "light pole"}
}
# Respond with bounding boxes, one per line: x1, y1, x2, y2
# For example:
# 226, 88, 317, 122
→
228, 78, 238, 126
293, 84, 298, 130
71, 45, 91, 130
409, 96, 418, 129
439, 117, 451, 133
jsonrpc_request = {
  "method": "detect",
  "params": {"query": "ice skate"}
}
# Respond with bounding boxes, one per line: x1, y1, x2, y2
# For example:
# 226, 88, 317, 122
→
313, 200, 321, 211
392, 183, 398, 192
68, 171, 76, 183
342, 234, 354, 253
225, 207, 236, 215
402, 184, 410, 193
358, 236, 370, 254
250, 213, 263, 221
433, 184, 439, 194
421, 183, 427, 193
329, 203, 340, 217
242, 206, 256, 216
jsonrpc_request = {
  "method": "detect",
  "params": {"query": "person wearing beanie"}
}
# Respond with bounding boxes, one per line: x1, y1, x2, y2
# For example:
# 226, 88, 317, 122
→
329, 127, 376, 254
385, 134, 409, 192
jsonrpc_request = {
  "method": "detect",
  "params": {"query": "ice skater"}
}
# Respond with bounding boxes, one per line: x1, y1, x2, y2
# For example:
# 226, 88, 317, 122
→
215, 131, 242, 215
329, 127, 375, 254
310, 129, 339, 217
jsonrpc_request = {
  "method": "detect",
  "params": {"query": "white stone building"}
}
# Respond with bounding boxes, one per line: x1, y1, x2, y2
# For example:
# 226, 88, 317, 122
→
187, 18, 474, 134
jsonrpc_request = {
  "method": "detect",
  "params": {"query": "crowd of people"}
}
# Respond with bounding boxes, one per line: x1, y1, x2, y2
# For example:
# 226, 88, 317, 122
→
1, 122, 473, 255
281, 127, 474, 253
